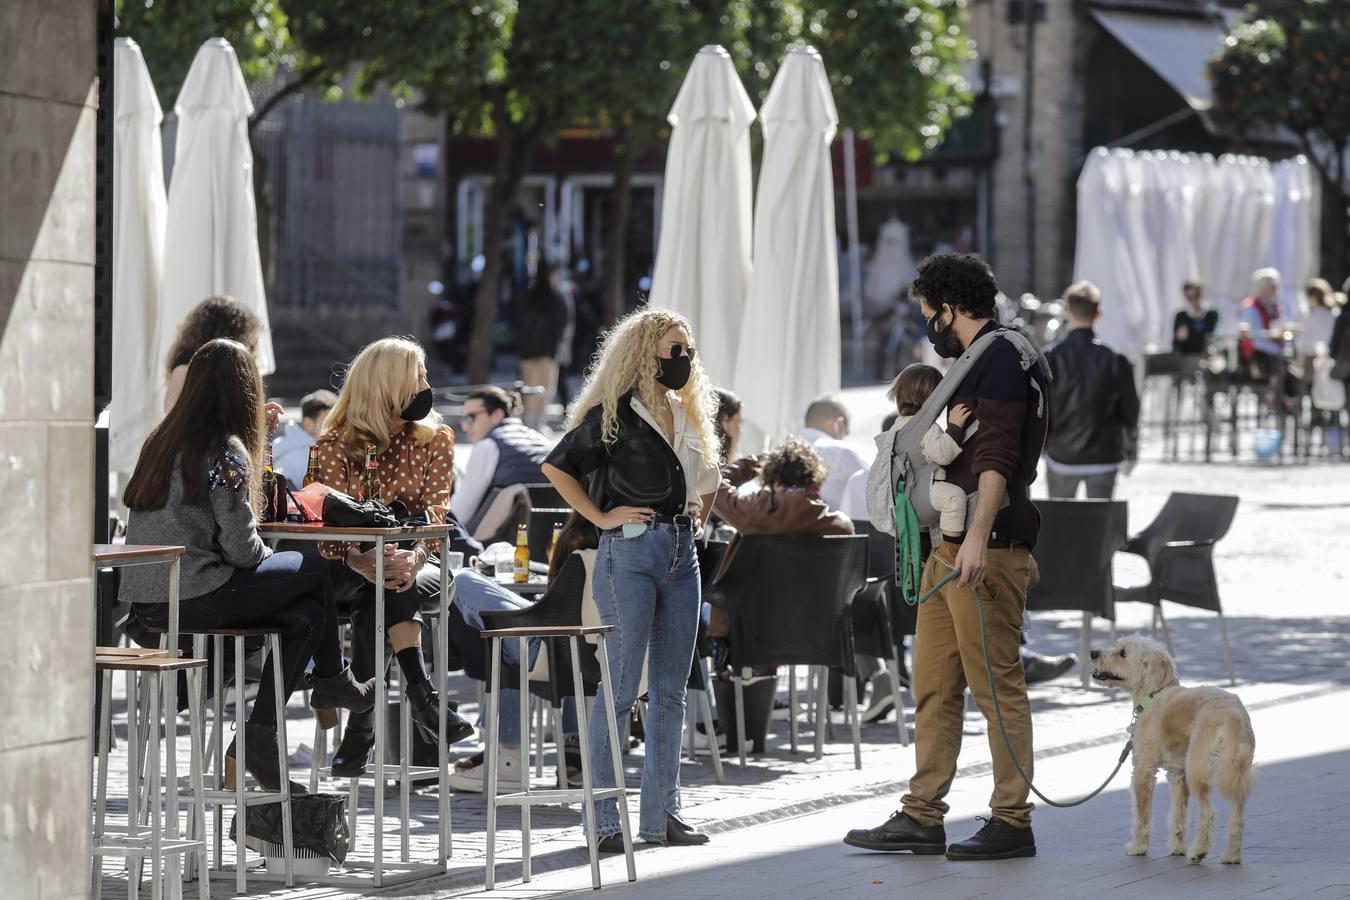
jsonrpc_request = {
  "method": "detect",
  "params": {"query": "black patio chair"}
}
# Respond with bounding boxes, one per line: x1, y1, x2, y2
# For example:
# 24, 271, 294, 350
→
476, 556, 601, 791
851, 523, 910, 746
852, 522, 919, 643
527, 508, 571, 564
525, 483, 566, 510
1027, 499, 1129, 687
708, 533, 869, 768
1112, 492, 1240, 684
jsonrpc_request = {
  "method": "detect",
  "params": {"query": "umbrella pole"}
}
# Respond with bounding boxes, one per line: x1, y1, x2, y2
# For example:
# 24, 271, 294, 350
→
843, 128, 865, 380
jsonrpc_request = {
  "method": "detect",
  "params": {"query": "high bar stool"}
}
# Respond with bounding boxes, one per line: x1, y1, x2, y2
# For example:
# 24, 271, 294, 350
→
480, 624, 637, 891
92, 650, 209, 900
183, 628, 297, 895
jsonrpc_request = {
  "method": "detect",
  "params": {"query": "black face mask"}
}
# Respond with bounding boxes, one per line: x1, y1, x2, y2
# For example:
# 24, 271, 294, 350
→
400, 387, 434, 421
926, 307, 963, 359
655, 353, 692, 390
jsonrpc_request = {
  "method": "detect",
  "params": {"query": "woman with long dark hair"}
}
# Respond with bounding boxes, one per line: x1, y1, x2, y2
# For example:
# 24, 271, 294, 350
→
542, 307, 722, 851
122, 339, 374, 792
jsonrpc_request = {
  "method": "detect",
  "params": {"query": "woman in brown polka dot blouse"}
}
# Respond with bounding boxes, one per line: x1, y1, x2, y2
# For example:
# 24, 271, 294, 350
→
312, 337, 475, 775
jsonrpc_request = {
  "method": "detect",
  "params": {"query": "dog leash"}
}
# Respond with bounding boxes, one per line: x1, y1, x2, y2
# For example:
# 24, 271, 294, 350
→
912, 565, 1134, 809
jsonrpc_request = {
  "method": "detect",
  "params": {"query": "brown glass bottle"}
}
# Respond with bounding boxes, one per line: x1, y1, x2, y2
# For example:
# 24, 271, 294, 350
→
363, 443, 381, 503
302, 445, 321, 487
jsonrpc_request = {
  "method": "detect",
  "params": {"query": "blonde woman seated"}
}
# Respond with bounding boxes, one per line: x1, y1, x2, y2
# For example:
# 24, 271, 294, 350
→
311, 337, 475, 776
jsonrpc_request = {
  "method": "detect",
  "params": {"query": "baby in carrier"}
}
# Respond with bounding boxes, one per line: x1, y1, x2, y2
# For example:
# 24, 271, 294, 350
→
887, 364, 974, 540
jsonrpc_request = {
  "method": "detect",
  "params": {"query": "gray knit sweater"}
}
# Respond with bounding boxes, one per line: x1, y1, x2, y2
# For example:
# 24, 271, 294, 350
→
119, 437, 272, 604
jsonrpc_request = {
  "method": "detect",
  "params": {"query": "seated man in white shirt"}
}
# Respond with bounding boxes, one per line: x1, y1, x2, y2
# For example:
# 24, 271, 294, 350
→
451, 386, 555, 537
799, 394, 867, 511
272, 389, 336, 487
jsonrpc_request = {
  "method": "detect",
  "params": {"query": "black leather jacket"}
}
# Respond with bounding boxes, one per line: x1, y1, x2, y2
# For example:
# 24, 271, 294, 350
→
1044, 329, 1140, 465
544, 392, 687, 516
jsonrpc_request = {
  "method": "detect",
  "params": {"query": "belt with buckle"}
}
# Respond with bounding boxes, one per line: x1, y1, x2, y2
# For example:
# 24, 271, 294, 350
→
651, 513, 694, 528
945, 532, 1022, 550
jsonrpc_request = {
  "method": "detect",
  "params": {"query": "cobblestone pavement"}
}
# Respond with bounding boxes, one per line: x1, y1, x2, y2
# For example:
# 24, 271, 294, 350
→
95, 387, 1350, 899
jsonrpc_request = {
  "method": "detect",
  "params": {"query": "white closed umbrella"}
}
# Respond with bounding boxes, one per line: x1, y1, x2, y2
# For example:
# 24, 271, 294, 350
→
648, 45, 755, 387
110, 37, 167, 473
160, 37, 275, 378
733, 47, 840, 445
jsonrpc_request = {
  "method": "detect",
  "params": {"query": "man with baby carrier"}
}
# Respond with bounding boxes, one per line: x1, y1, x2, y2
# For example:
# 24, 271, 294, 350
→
846, 252, 1053, 861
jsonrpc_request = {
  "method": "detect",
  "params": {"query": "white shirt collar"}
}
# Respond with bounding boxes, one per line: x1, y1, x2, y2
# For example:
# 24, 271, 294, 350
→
629, 393, 688, 453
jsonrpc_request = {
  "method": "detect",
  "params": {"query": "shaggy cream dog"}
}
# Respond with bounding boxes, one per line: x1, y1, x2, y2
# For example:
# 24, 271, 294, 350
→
1090, 635, 1254, 864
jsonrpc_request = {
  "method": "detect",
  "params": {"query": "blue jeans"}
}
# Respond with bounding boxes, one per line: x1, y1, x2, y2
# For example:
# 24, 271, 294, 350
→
452, 571, 576, 746
589, 523, 701, 842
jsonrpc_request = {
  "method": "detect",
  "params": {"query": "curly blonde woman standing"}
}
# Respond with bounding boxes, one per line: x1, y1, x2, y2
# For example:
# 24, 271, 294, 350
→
542, 308, 721, 852
312, 337, 475, 776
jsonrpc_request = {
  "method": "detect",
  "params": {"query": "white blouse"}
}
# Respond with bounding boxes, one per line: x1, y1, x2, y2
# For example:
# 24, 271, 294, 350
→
630, 394, 721, 517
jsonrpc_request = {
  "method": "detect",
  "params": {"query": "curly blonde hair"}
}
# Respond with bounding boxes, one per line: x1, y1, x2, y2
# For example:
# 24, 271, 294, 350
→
323, 337, 444, 460
568, 307, 720, 463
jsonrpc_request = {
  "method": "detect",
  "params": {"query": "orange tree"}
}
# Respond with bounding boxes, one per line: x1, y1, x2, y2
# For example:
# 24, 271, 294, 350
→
1210, 0, 1350, 280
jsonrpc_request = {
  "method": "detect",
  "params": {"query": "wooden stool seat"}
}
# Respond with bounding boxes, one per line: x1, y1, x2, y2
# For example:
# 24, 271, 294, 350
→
146, 624, 289, 637
480, 624, 614, 639
95, 655, 209, 673
94, 646, 174, 659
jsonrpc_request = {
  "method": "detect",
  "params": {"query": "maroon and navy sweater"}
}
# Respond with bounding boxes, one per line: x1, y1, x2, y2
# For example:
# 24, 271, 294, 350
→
942, 322, 1050, 549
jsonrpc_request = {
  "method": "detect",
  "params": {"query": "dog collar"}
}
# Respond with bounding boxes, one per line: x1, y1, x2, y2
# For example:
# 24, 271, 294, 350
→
1135, 684, 1176, 714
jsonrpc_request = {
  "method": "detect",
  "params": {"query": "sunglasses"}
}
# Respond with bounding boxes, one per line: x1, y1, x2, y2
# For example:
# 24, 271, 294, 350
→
665, 342, 696, 360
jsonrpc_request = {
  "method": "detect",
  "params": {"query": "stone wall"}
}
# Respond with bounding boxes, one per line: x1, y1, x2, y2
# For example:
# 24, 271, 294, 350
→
974, 0, 1090, 300
0, 0, 96, 896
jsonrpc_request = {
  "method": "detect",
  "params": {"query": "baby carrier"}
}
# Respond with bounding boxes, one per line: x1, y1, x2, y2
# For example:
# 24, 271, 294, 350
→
865, 327, 1051, 601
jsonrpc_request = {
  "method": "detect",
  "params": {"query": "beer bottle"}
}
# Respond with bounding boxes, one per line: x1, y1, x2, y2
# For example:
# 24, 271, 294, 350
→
262, 443, 281, 522
548, 523, 563, 563
513, 523, 529, 583
302, 445, 321, 488
363, 443, 381, 503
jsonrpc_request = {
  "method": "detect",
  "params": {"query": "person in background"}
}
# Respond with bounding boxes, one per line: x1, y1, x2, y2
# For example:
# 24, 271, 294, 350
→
1239, 268, 1285, 375
123, 339, 375, 793
840, 412, 897, 523
272, 389, 337, 487
1043, 281, 1140, 501
1298, 278, 1338, 359
445, 512, 594, 792
1172, 281, 1218, 357
313, 337, 477, 777
542, 307, 722, 853
449, 386, 554, 529
1330, 277, 1350, 398
163, 296, 261, 413
714, 388, 743, 462
800, 395, 867, 511
708, 438, 854, 674
515, 263, 570, 429
163, 295, 284, 437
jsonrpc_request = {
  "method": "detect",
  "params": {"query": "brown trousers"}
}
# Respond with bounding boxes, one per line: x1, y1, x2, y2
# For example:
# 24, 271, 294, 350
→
901, 543, 1036, 828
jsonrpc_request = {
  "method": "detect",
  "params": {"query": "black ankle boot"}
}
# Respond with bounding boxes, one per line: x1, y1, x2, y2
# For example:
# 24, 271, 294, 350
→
330, 719, 376, 778
406, 680, 475, 746
310, 665, 378, 713
224, 723, 307, 795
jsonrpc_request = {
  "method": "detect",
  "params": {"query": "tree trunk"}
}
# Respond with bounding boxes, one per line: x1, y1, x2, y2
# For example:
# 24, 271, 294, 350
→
1326, 142, 1348, 287
1306, 136, 1349, 288
466, 119, 536, 384
602, 131, 638, 327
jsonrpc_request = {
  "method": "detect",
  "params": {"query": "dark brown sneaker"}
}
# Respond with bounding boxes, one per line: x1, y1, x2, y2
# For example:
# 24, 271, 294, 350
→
945, 817, 1036, 860
843, 811, 946, 854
